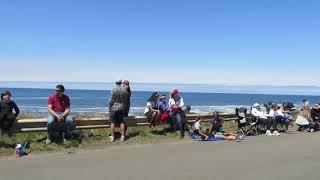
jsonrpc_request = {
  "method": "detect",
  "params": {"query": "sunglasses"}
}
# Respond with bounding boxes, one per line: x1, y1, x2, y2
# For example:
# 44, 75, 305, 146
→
55, 89, 64, 93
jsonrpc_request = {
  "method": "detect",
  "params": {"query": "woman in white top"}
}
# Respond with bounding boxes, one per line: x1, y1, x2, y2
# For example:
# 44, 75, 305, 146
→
144, 92, 160, 127
168, 89, 186, 139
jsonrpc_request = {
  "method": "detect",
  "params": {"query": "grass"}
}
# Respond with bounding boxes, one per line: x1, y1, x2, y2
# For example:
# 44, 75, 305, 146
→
0, 118, 239, 157
2, 111, 299, 157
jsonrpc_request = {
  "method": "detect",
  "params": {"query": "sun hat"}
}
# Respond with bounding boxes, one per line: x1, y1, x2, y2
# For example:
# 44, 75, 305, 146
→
171, 89, 179, 94
159, 95, 166, 99
253, 103, 260, 108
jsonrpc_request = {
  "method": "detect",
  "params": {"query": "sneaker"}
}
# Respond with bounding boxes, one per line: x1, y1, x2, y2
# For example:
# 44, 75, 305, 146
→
273, 131, 280, 136
109, 136, 115, 142
266, 130, 273, 136
45, 138, 51, 144
310, 129, 314, 133
120, 135, 126, 141
63, 138, 67, 144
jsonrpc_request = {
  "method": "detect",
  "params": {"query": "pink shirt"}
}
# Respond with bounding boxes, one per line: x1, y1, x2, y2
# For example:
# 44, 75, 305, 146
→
48, 93, 70, 113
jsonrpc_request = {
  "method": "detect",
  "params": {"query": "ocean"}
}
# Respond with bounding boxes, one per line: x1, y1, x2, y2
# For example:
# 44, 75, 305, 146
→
1, 87, 319, 115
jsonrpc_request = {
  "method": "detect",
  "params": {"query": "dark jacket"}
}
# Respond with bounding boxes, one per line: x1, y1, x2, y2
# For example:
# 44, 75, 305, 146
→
0, 100, 20, 117
311, 108, 320, 122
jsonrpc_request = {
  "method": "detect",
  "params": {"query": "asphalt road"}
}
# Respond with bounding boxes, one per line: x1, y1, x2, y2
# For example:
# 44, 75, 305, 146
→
1, 132, 320, 180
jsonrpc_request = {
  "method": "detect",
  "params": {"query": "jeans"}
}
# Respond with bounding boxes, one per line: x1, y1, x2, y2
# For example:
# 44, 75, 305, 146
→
47, 113, 73, 139
169, 111, 186, 137
275, 116, 291, 130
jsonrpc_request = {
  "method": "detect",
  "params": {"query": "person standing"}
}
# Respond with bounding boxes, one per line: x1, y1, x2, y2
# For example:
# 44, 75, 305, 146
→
108, 80, 128, 142
46, 85, 73, 144
0, 91, 20, 136
122, 80, 131, 117
122, 80, 131, 136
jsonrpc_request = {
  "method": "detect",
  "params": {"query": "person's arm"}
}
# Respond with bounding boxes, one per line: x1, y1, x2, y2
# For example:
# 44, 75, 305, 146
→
48, 104, 60, 119
60, 97, 70, 120
169, 99, 178, 109
109, 90, 115, 112
48, 96, 60, 120
178, 97, 184, 108
12, 101, 20, 117
148, 102, 160, 113
209, 124, 214, 133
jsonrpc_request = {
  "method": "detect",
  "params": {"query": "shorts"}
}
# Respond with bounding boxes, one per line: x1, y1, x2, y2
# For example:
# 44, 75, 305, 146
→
144, 111, 153, 119
160, 112, 170, 121
109, 110, 124, 124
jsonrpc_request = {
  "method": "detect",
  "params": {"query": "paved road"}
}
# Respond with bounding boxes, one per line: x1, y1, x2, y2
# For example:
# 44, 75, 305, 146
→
1, 132, 320, 180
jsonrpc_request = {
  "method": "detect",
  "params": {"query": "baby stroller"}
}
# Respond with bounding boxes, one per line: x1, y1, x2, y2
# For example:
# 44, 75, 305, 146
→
235, 107, 258, 136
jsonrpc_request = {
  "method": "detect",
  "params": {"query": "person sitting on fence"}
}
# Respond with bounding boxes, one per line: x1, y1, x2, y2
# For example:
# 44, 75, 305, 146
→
46, 85, 73, 144
157, 95, 170, 123
0, 91, 20, 136
251, 103, 279, 136
209, 111, 223, 133
144, 92, 160, 127
269, 104, 291, 133
109, 80, 128, 142
169, 89, 187, 139
311, 103, 320, 130
193, 116, 242, 141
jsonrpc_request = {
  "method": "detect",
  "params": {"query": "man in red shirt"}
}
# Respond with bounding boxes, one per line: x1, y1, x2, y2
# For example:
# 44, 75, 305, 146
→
46, 85, 73, 144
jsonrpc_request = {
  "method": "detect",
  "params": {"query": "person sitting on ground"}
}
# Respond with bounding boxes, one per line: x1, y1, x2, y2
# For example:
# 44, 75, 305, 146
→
209, 111, 223, 133
311, 103, 320, 129
0, 91, 20, 136
169, 89, 187, 139
144, 92, 160, 127
46, 85, 73, 144
193, 116, 242, 141
108, 80, 128, 142
251, 103, 279, 136
269, 104, 291, 133
157, 95, 170, 123
296, 103, 314, 132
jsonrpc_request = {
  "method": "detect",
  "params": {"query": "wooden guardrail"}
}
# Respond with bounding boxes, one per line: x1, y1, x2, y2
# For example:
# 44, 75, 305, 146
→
12, 113, 241, 133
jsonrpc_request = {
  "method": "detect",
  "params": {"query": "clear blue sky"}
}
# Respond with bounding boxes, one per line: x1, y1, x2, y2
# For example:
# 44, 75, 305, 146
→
0, 0, 319, 85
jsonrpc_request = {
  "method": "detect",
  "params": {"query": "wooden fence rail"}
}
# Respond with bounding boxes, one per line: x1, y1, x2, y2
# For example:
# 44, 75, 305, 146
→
12, 113, 243, 133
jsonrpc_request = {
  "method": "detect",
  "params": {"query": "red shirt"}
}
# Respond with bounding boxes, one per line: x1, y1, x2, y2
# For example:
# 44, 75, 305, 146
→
48, 93, 70, 113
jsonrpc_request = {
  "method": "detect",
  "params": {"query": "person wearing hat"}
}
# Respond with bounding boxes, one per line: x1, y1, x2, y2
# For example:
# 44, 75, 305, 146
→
108, 80, 128, 142
157, 95, 170, 122
168, 88, 186, 139
251, 103, 278, 136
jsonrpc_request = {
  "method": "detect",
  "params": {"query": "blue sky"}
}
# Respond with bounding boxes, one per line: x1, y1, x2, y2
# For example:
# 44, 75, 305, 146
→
0, 0, 319, 85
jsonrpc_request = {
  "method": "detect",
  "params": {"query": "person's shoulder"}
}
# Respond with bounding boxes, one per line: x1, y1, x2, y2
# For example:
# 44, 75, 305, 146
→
63, 94, 70, 99
48, 93, 57, 100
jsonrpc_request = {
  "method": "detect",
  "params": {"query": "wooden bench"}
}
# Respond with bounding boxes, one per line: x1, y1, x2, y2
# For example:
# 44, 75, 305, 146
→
12, 113, 241, 133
